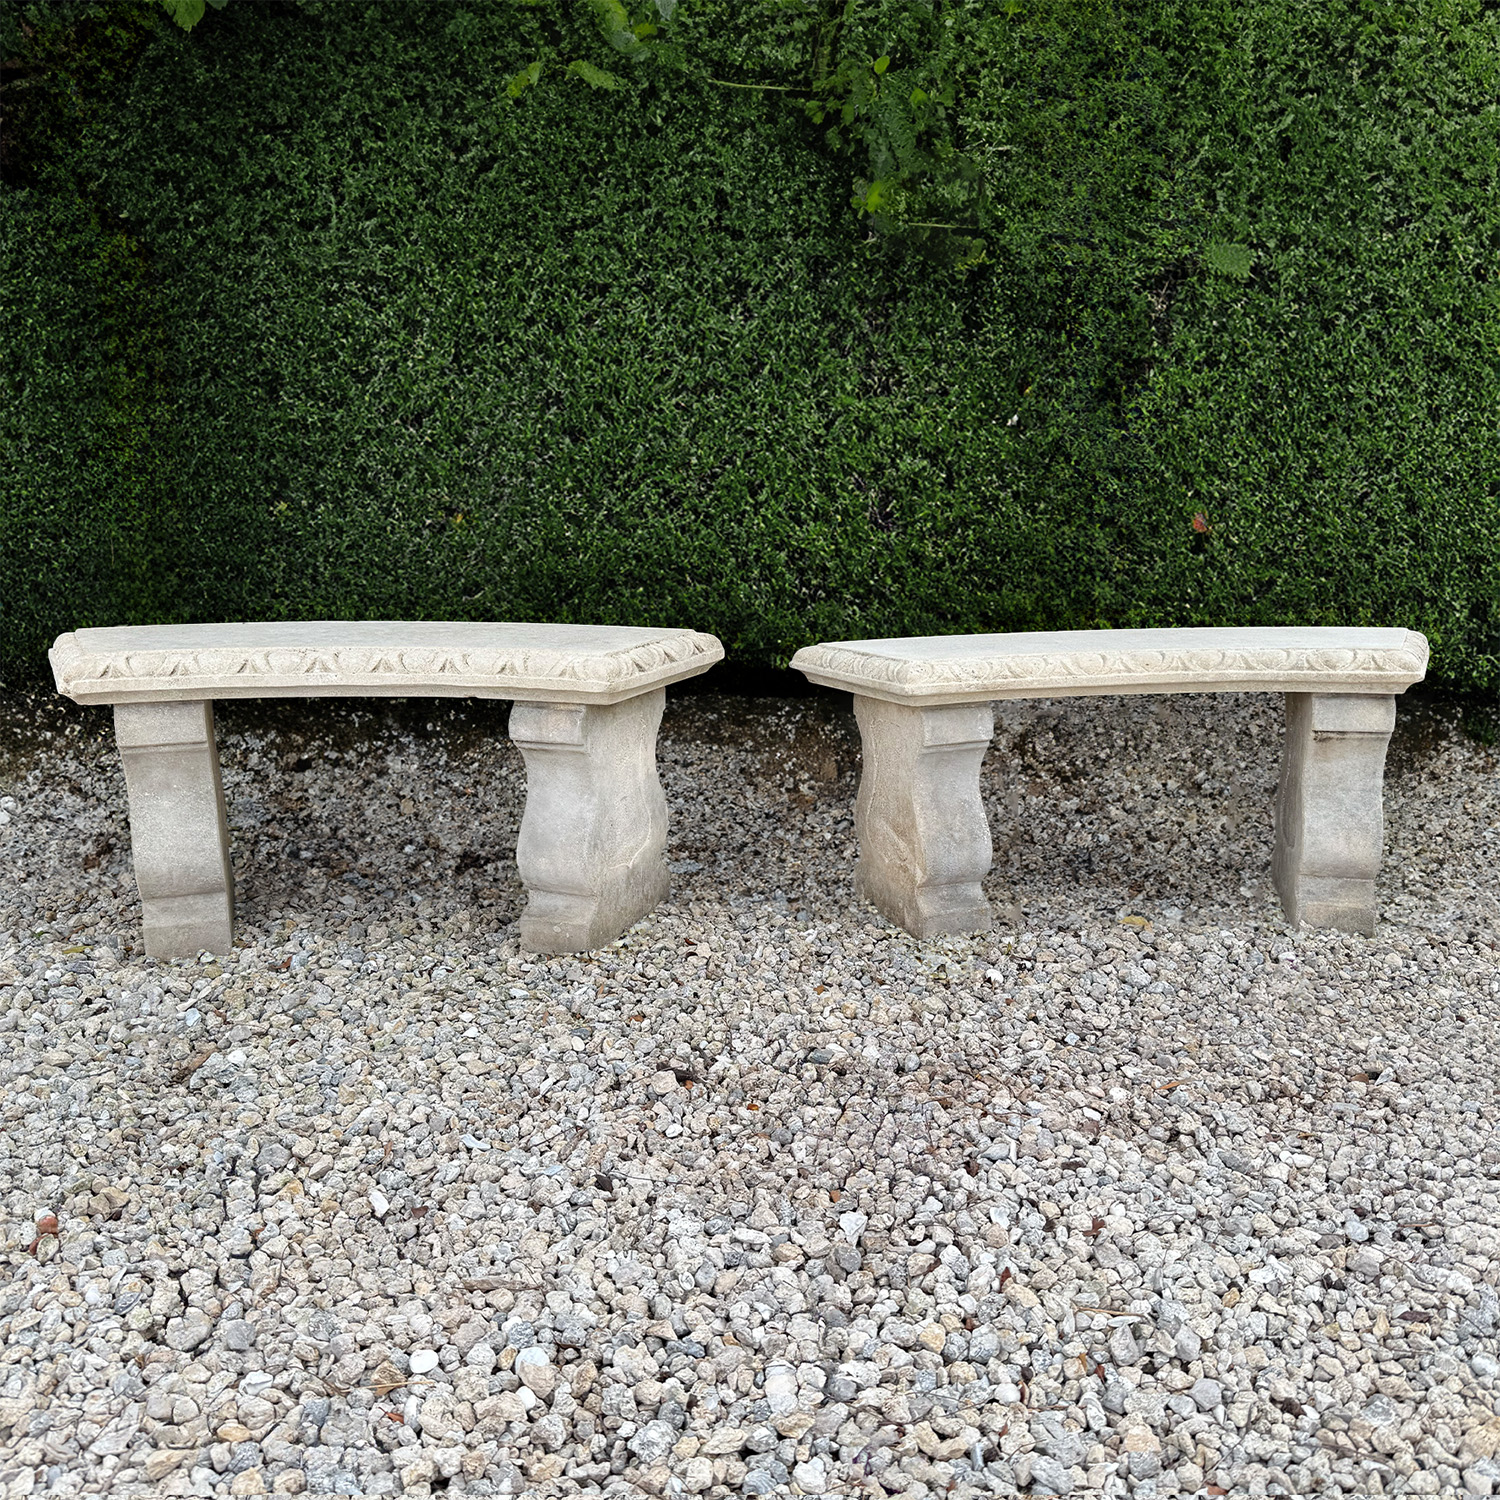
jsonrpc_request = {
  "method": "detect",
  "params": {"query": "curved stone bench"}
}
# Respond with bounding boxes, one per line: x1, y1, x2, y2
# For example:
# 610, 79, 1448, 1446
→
50, 621, 723, 958
792, 627, 1429, 937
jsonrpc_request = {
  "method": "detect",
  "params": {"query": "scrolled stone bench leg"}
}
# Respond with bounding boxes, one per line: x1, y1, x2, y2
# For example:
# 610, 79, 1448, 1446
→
851, 696, 996, 939
509, 689, 670, 953
1273, 692, 1396, 936
115, 700, 235, 959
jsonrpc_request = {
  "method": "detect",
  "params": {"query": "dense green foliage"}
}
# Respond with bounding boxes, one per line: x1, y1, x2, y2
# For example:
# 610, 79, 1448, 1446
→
3, 0, 1498, 688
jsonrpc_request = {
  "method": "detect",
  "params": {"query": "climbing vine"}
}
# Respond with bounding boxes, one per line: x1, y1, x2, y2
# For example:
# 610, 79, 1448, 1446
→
141, 0, 1011, 270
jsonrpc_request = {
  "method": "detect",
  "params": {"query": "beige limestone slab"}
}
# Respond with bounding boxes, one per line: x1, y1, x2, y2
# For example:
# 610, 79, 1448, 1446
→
792, 626, 1428, 704
51, 620, 723, 706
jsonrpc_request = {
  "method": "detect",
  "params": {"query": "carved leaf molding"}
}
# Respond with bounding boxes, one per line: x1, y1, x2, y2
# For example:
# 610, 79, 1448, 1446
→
54, 631, 723, 690
794, 640, 1430, 689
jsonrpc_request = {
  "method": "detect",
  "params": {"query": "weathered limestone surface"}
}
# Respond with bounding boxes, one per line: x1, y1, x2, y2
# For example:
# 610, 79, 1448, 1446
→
1273, 693, 1397, 936
50, 620, 721, 706
792, 627, 1428, 938
114, 700, 234, 959
852, 698, 996, 940
793, 626, 1429, 703
510, 692, 671, 954
51, 621, 723, 958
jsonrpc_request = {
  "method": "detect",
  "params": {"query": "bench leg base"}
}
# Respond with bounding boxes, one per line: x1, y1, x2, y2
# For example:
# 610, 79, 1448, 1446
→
852, 696, 996, 939
115, 701, 234, 959
854, 863, 995, 940
510, 691, 670, 953
1273, 692, 1395, 936
142, 891, 237, 961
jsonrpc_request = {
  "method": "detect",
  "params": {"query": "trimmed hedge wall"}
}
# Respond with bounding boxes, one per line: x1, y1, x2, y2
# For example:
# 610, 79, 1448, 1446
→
3, 0, 1498, 688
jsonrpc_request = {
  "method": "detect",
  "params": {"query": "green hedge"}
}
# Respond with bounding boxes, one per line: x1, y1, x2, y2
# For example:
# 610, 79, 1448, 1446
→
3, 0, 1498, 689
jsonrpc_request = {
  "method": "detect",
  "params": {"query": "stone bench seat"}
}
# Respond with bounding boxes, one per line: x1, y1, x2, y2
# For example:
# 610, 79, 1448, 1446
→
792, 627, 1429, 937
51, 621, 723, 958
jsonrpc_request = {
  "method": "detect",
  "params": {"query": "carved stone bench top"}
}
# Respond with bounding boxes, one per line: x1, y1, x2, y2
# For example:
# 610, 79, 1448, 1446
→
50, 621, 724, 706
792, 626, 1429, 704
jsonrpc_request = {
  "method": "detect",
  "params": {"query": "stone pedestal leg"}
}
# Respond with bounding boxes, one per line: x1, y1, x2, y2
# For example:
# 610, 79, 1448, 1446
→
851, 696, 996, 939
509, 689, 670, 953
1273, 692, 1396, 935
115, 700, 234, 958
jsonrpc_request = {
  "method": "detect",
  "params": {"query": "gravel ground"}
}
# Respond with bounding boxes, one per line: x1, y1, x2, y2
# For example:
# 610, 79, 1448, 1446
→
0, 685, 1497, 1500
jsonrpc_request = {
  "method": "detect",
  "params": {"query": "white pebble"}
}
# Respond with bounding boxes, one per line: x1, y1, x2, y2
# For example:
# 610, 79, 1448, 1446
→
838, 1210, 868, 1246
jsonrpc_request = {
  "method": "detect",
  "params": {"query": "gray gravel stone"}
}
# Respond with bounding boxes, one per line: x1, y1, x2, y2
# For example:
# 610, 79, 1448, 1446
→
220, 1317, 256, 1351
1028, 1453, 1076, 1494
0, 688, 1496, 1499
1189, 1375, 1224, 1411
1107, 1321, 1141, 1366
628, 1418, 676, 1464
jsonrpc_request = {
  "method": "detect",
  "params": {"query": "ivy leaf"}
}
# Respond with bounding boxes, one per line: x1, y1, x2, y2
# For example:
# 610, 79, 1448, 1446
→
159, 0, 206, 28
584, 0, 650, 58
876, 96, 920, 173
954, 237, 989, 271
566, 59, 623, 89
506, 60, 544, 99
1204, 242, 1255, 279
